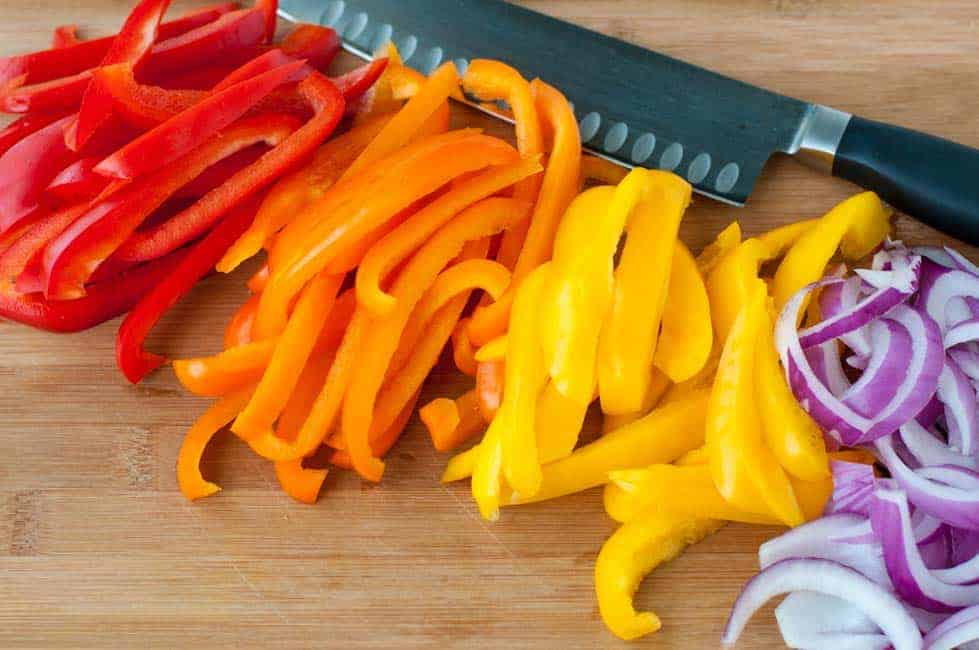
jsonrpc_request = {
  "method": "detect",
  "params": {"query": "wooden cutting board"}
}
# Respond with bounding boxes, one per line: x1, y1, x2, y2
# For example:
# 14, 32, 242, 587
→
0, 1, 977, 647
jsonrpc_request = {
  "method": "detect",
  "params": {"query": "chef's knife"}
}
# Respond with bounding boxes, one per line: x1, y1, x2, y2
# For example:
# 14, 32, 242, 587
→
279, 0, 979, 245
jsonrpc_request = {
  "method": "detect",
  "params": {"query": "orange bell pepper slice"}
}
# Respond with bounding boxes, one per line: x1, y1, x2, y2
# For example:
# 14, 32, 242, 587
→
463, 60, 544, 269
223, 292, 260, 348
476, 359, 505, 421
177, 386, 254, 501
173, 339, 275, 397
580, 154, 628, 186
451, 317, 479, 376
421, 389, 486, 452
330, 389, 421, 469
218, 113, 393, 273
232, 272, 343, 440
342, 199, 526, 481
464, 79, 581, 344
274, 459, 327, 505
247, 263, 269, 293
257, 131, 519, 337
342, 61, 461, 181
355, 155, 541, 315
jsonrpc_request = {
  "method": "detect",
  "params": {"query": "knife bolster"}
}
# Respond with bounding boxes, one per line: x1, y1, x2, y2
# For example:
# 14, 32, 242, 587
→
790, 105, 853, 174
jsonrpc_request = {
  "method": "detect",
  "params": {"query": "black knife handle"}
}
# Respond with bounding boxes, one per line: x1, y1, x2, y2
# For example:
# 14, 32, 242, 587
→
832, 115, 979, 245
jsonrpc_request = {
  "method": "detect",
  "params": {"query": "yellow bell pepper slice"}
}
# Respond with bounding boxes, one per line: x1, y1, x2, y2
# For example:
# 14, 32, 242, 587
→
653, 241, 712, 383
772, 191, 891, 308
605, 465, 779, 525
696, 221, 742, 275
474, 335, 507, 363
756, 218, 818, 257
535, 381, 588, 463
540, 185, 616, 405
706, 237, 771, 345
756, 302, 831, 481
505, 390, 708, 504
597, 170, 692, 415
595, 513, 723, 640
707, 283, 804, 526
471, 264, 551, 518
601, 368, 670, 434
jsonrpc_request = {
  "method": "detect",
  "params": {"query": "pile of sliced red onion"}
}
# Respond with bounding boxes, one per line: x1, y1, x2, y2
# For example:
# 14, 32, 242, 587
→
723, 241, 979, 650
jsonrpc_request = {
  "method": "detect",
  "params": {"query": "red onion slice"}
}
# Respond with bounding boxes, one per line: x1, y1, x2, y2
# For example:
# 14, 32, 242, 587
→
946, 247, 979, 277
826, 460, 878, 517
842, 319, 911, 416
936, 358, 978, 456
721, 558, 922, 649
917, 261, 979, 333
922, 604, 979, 650
805, 340, 852, 397
915, 396, 946, 430
877, 435, 979, 530
775, 592, 889, 650
946, 319, 979, 349
799, 256, 919, 350
872, 486, 979, 611
900, 420, 977, 471
914, 246, 959, 269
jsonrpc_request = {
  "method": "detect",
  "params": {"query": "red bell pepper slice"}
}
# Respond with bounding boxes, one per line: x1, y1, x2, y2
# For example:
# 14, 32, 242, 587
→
0, 115, 78, 235
0, 248, 187, 333
211, 49, 297, 91
157, 65, 237, 91
278, 24, 341, 72
172, 145, 268, 200
70, 0, 173, 151
116, 196, 260, 383
84, 64, 206, 130
0, 3, 237, 87
1, 203, 90, 293
0, 8, 265, 115
46, 158, 112, 204
332, 59, 389, 114
0, 111, 69, 158
141, 8, 267, 81
42, 113, 300, 300
115, 72, 344, 262
52, 25, 81, 49
95, 58, 308, 180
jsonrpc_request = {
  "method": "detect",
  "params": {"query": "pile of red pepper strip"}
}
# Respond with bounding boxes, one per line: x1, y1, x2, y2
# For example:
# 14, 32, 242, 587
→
0, 0, 388, 385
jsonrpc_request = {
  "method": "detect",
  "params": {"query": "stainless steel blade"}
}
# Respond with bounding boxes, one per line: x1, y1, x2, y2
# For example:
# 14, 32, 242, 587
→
279, 0, 817, 206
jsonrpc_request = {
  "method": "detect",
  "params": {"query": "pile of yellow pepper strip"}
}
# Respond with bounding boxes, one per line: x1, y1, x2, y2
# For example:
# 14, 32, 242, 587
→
441, 182, 892, 639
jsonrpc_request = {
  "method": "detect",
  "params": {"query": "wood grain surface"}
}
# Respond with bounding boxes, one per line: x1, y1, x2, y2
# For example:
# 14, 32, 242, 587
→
1, 1, 978, 647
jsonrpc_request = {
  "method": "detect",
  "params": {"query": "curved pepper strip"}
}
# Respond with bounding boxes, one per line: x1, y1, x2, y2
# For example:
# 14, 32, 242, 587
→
598, 170, 692, 415
177, 385, 254, 501
43, 114, 299, 299
349, 43, 403, 120
330, 389, 420, 469
705, 238, 772, 345
332, 59, 389, 114
277, 23, 341, 73
341, 200, 525, 481
537, 185, 616, 405
756, 218, 818, 257
474, 336, 507, 363
421, 390, 485, 452
0, 203, 90, 292
706, 283, 804, 526
116, 196, 261, 383
601, 368, 671, 434
52, 25, 81, 48
173, 339, 275, 397
95, 59, 309, 180
231, 272, 343, 438
755, 302, 831, 481
341, 61, 460, 181
463, 79, 581, 344
247, 263, 269, 293
355, 155, 542, 315
115, 73, 346, 263
534, 380, 589, 463
595, 514, 723, 640
697, 221, 742, 275
451, 318, 479, 376
71, 0, 173, 150
0, 111, 70, 159
218, 112, 393, 272
223, 293, 260, 348
274, 459, 327, 504
652, 242, 712, 383
462, 60, 544, 269
259, 132, 520, 337
772, 191, 891, 308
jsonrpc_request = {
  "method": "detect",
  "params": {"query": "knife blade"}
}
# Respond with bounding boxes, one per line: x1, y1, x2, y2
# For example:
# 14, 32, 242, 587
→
279, 0, 979, 244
